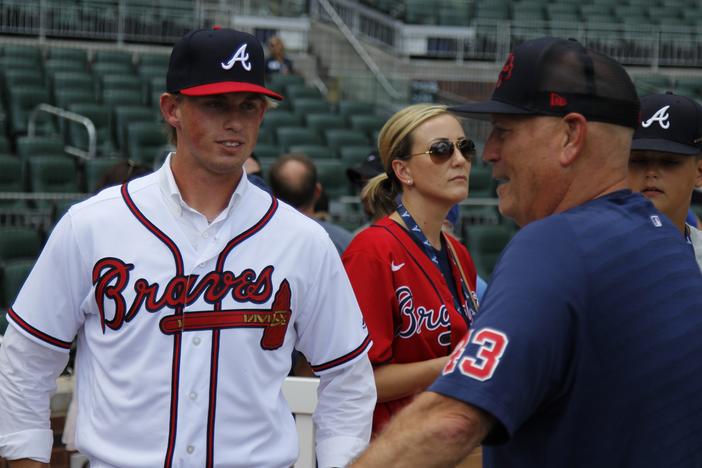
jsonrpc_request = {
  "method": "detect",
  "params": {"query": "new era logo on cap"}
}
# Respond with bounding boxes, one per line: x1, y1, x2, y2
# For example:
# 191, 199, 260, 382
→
632, 92, 702, 155
166, 27, 283, 100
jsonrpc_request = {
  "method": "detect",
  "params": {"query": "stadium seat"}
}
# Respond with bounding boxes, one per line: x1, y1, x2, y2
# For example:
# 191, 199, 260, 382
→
276, 127, 321, 151
43, 58, 89, 79
27, 156, 79, 210
54, 88, 98, 109
84, 157, 125, 193
0, 156, 26, 208
7, 86, 54, 136
91, 61, 135, 79
252, 143, 281, 161
0, 259, 36, 308
2, 44, 42, 63
93, 49, 133, 66
102, 88, 145, 107
339, 145, 375, 166
2, 69, 45, 93
337, 100, 375, 119
113, 105, 156, 151
288, 144, 336, 160
305, 113, 347, 139
16, 135, 67, 160
466, 224, 516, 280
349, 115, 386, 140
67, 103, 115, 155
268, 74, 305, 93
51, 71, 96, 96
125, 121, 168, 165
315, 160, 348, 199
0, 309, 8, 336
138, 53, 169, 68
290, 98, 331, 117
469, 164, 495, 198
0, 226, 42, 262
324, 129, 370, 153
261, 111, 304, 139
100, 74, 145, 98
284, 84, 324, 100
46, 47, 89, 65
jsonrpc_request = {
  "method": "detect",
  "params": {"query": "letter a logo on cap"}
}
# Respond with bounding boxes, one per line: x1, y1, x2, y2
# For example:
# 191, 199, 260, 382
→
221, 43, 252, 71
641, 105, 671, 129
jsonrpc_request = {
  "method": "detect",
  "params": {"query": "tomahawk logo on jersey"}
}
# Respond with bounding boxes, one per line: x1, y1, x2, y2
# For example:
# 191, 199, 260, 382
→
443, 327, 509, 381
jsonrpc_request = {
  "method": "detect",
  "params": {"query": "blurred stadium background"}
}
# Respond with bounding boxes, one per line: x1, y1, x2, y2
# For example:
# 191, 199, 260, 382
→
0, 2, 701, 463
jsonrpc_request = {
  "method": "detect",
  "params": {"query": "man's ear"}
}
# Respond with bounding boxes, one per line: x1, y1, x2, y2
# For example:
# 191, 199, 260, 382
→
694, 156, 702, 189
160, 93, 181, 131
313, 182, 322, 202
560, 113, 588, 167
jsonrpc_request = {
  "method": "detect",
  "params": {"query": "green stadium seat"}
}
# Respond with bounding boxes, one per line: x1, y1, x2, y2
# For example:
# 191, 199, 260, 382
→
16, 135, 66, 160
100, 74, 145, 98
51, 71, 95, 95
349, 115, 386, 140
466, 224, 516, 280
125, 121, 168, 165
0, 156, 26, 209
267, 74, 305, 92
2, 44, 42, 63
138, 53, 170, 68
337, 100, 375, 119
305, 113, 347, 139
276, 127, 321, 151
261, 111, 303, 139
2, 69, 45, 94
43, 58, 89, 79
0, 226, 42, 262
54, 88, 98, 109
93, 49, 134, 65
84, 157, 125, 192
339, 145, 375, 166
67, 103, 115, 155
290, 98, 331, 117
252, 143, 281, 161
7, 86, 54, 136
102, 88, 145, 107
315, 159, 348, 199
47, 47, 89, 65
468, 164, 495, 198
27, 156, 79, 210
113, 106, 156, 151
137, 64, 167, 81
0, 56, 37, 73
0, 259, 36, 308
405, 0, 438, 24
91, 61, 135, 78
288, 144, 336, 160
324, 129, 370, 152
284, 84, 324, 100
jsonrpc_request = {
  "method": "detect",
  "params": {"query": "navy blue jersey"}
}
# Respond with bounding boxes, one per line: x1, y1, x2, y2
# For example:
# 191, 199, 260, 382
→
431, 190, 702, 468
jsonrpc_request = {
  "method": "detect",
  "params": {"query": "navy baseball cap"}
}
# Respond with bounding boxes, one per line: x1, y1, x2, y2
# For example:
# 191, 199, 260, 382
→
631, 92, 702, 156
450, 37, 640, 129
167, 27, 283, 100
346, 149, 383, 187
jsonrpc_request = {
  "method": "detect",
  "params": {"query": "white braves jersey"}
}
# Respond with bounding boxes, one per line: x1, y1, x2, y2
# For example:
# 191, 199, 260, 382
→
8, 162, 371, 467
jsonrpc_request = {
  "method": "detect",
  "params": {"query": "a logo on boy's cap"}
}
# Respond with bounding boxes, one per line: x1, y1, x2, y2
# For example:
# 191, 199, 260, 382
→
221, 43, 252, 71
642, 105, 671, 129
496, 52, 515, 89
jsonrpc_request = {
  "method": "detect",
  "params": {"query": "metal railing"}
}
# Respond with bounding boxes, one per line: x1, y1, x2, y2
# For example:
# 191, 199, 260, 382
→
28, 104, 97, 160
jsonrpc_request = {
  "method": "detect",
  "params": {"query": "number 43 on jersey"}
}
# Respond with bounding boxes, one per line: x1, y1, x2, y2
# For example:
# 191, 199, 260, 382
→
443, 328, 509, 381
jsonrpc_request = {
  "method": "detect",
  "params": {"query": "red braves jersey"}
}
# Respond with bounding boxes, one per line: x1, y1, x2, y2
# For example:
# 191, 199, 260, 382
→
342, 217, 477, 434
6, 163, 371, 467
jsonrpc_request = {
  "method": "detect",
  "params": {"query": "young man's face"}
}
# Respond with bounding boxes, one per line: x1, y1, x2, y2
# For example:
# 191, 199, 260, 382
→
163, 92, 266, 178
628, 150, 702, 226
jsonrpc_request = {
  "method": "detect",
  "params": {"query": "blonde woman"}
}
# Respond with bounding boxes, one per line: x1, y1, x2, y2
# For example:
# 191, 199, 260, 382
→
342, 104, 479, 436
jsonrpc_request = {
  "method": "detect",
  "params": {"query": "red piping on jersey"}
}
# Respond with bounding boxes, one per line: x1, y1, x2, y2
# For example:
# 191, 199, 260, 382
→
205, 196, 279, 468
311, 334, 372, 373
6, 307, 73, 350
120, 182, 185, 468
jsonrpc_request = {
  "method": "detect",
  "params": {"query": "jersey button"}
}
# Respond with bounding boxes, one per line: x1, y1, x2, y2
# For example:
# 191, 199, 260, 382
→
193, 337, 201, 346
189, 392, 197, 400
186, 445, 194, 454
202, 231, 209, 238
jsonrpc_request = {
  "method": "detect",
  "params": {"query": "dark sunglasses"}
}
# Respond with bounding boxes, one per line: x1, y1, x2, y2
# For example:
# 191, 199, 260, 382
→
407, 138, 475, 162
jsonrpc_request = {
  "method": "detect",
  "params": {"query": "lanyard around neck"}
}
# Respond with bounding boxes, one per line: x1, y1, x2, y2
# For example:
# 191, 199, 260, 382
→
396, 201, 479, 322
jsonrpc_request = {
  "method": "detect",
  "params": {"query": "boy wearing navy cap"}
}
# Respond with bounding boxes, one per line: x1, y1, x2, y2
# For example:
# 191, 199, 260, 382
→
353, 37, 702, 468
628, 92, 702, 271
0, 28, 374, 468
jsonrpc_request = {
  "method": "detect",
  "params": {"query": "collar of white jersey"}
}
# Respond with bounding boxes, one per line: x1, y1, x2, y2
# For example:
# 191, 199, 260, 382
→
157, 152, 249, 222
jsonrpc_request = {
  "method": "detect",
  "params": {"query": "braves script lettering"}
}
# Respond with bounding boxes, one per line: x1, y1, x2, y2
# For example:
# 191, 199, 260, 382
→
92, 257, 274, 332
396, 285, 450, 346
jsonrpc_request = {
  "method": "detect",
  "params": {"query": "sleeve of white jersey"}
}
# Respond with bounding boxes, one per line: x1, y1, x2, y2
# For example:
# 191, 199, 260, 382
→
8, 213, 89, 351
0, 326, 70, 461
293, 233, 376, 467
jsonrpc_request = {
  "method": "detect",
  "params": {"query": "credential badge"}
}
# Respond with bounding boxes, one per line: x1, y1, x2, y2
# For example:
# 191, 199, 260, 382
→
221, 43, 252, 71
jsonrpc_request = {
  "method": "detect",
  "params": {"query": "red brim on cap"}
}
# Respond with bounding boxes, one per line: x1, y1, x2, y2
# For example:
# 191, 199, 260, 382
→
180, 81, 284, 100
